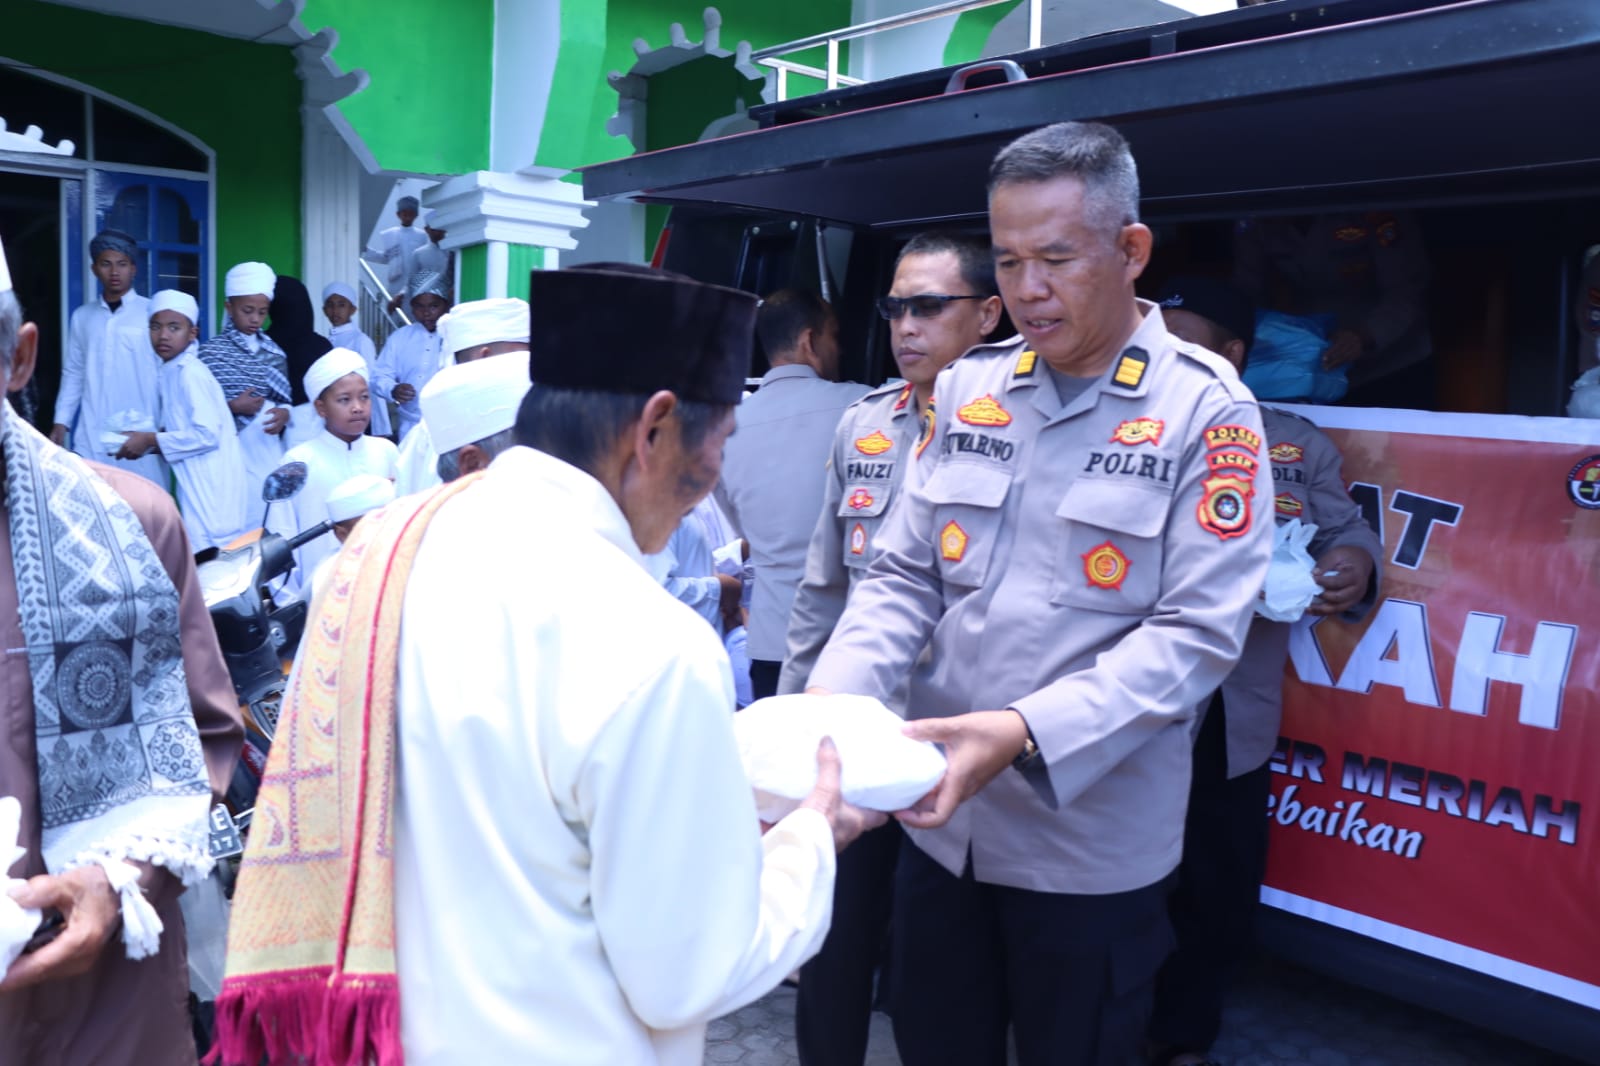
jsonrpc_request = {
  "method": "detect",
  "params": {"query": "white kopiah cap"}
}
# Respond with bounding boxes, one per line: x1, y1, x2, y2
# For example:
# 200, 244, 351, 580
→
438, 297, 529, 357
303, 347, 369, 401
149, 289, 199, 324
326, 474, 395, 524
419, 350, 531, 455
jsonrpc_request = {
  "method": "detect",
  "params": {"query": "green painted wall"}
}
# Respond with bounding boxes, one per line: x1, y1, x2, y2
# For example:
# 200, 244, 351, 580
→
7, 0, 303, 311
537, 0, 853, 172
301, 0, 495, 175
944, 0, 1021, 64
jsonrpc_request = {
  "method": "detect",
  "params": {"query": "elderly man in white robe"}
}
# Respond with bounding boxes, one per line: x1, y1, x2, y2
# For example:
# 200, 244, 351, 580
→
394, 295, 529, 493
214, 263, 880, 1066
268, 348, 398, 596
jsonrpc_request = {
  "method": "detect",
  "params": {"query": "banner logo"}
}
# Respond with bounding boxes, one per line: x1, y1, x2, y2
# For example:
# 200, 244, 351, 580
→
1567, 454, 1600, 509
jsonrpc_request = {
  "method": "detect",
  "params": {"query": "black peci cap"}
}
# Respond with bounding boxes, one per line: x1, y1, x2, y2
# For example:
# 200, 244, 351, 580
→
1155, 275, 1257, 353
527, 263, 756, 405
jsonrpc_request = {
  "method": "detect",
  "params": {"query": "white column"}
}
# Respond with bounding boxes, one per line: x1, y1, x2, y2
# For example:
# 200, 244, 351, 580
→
300, 105, 362, 316
486, 241, 510, 298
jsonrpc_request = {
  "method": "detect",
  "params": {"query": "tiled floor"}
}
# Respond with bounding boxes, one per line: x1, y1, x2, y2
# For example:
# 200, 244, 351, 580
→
704, 956, 1584, 1065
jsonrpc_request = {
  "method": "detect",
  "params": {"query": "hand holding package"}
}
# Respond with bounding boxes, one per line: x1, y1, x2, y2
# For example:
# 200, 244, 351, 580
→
100, 408, 156, 455
735, 694, 947, 822
0, 797, 42, 974
1255, 518, 1324, 622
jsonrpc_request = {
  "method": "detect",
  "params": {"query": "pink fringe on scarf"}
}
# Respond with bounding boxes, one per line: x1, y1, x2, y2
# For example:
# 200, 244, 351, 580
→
206, 969, 403, 1066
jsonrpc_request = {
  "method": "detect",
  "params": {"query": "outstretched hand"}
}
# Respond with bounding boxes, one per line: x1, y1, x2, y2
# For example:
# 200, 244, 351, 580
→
895, 710, 1030, 831
799, 736, 886, 852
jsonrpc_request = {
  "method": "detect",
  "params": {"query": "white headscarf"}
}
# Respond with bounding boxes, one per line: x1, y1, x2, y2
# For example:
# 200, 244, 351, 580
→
149, 289, 199, 324
303, 347, 369, 401
437, 298, 529, 357
225, 261, 277, 299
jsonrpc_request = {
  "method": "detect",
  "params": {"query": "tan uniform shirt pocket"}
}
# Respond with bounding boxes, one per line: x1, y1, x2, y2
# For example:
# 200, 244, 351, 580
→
1050, 478, 1172, 613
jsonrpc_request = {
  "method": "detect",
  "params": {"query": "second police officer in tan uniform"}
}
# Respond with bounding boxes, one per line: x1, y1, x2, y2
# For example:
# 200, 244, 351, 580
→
1149, 276, 1383, 1066
780, 232, 1002, 1066
806, 122, 1273, 1066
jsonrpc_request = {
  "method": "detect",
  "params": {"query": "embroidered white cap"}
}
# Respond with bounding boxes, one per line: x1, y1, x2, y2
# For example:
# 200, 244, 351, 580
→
437, 297, 529, 358
326, 474, 395, 524
303, 347, 369, 402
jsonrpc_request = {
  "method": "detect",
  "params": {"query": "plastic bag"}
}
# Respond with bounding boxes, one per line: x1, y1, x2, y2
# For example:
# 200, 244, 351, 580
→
0, 797, 42, 974
1568, 366, 1600, 419
1242, 311, 1349, 403
179, 869, 231, 1001
734, 693, 947, 822
99, 408, 156, 455
1255, 518, 1324, 622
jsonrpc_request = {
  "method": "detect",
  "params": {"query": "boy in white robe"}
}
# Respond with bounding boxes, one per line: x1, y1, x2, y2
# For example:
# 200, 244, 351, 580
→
372, 269, 451, 440
270, 349, 398, 596
114, 289, 248, 553
50, 228, 166, 487
321, 281, 390, 437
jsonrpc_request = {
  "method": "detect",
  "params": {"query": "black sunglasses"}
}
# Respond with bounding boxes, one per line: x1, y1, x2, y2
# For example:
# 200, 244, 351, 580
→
875, 293, 988, 320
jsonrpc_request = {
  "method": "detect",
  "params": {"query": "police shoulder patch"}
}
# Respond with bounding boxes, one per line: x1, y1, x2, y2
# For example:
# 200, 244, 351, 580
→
1198, 474, 1255, 540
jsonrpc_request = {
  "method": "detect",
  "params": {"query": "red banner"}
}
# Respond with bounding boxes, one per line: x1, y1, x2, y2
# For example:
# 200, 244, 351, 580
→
1262, 406, 1600, 1009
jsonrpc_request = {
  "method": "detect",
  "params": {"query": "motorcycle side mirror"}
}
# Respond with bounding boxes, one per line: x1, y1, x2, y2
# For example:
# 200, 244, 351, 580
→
262, 462, 309, 503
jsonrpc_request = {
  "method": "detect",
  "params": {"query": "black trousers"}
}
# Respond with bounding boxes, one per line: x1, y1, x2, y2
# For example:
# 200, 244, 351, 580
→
795, 822, 902, 1066
888, 841, 1174, 1066
1147, 693, 1273, 1055
749, 658, 782, 702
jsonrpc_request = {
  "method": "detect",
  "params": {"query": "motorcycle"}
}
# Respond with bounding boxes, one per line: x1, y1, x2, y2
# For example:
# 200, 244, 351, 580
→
197, 461, 329, 848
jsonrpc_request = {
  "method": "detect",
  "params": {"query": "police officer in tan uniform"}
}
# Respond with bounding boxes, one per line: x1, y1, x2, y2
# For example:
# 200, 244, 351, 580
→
807, 122, 1273, 1066
780, 232, 1002, 1066
1148, 277, 1383, 1066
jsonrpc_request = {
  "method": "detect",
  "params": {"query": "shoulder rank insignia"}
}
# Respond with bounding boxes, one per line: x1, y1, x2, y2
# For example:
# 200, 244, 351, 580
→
957, 394, 1013, 427
1110, 417, 1164, 446
893, 384, 913, 411
916, 396, 937, 458
1082, 542, 1130, 590
939, 520, 969, 562
849, 523, 867, 556
1204, 424, 1262, 455
1198, 474, 1255, 540
1111, 347, 1149, 389
1014, 349, 1038, 378
1206, 451, 1260, 478
855, 430, 894, 456
1268, 442, 1304, 463
1275, 493, 1304, 518
847, 488, 875, 511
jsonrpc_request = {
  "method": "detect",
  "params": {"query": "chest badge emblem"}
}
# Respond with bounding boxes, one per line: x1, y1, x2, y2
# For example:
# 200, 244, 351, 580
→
1275, 493, 1304, 518
847, 488, 875, 511
849, 522, 867, 556
855, 430, 894, 456
1082, 542, 1130, 590
957, 394, 1012, 427
1110, 418, 1164, 446
1268, 442, 1304, 463
939, 520, 969, 562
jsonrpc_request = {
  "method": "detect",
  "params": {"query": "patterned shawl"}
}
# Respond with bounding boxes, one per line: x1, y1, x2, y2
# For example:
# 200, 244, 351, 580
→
211, 472, 484, 1066
198, 324, 293, 427
3, 404, 212, 885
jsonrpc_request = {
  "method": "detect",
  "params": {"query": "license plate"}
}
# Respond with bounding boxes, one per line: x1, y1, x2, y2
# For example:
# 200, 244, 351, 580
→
207, 805, 244, 859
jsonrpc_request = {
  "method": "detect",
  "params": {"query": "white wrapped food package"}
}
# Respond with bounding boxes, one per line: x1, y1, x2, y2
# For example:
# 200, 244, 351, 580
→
734, 693, 947, 822
0, 797, 42, 974
99, 408, 157, 456
1569, 366, 1600, 420
1255, 518, 1324, 622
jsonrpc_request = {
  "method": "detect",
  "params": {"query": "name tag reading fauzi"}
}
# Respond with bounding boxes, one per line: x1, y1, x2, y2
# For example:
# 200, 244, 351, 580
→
1082, 451, 1175, 484
846, 460, 895, 480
